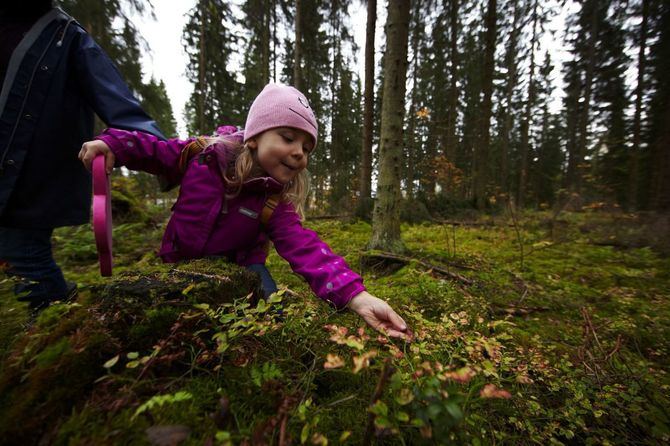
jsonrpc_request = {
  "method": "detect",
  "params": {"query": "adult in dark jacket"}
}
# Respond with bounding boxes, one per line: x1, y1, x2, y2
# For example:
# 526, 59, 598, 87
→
0, 1, 165, 312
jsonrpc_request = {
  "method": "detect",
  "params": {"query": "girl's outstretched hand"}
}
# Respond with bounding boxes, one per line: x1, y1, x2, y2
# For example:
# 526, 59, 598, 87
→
347, 291, 412, 340
78, 140, 115, 174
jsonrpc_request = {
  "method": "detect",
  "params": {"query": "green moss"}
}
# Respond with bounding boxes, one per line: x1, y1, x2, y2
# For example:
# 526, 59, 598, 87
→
33, 337, 71, 369
2, 212, 669, 444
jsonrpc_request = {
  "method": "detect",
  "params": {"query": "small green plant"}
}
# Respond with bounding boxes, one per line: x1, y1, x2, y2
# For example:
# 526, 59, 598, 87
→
251, 362, 283, 387
132, 391, 193, 420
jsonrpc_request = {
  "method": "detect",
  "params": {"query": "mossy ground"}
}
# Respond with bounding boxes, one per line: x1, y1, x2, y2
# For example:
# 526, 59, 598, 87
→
1, 208, 668, 445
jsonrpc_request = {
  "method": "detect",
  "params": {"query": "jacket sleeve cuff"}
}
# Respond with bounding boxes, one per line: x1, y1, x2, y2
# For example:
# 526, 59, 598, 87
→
330, 281, 366, 310
95, 132, 127, 167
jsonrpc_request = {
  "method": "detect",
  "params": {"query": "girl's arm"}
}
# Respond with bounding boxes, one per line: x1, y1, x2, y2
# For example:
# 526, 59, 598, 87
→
266, 202, 410, 339
79, 128, 194, 184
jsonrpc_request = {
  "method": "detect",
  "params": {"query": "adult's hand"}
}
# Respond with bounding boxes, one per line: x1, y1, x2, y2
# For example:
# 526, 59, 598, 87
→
347, 291, 412, 340
79, 140, 115, 174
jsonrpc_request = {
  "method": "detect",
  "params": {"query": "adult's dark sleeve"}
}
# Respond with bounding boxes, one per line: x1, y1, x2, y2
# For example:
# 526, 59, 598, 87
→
74, 32, 166, 140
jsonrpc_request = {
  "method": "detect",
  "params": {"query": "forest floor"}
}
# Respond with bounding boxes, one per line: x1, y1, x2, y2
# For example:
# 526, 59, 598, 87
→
1, 203, 669, 445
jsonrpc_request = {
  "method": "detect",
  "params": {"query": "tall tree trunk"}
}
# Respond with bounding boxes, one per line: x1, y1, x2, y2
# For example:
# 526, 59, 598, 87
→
474, 0, 497, 210
272, 0, 277, 82
294, 0, 303, 90
405, 83, 417, 199
329, 0, 341, 207
446, 0, 459, 165
261, 0, 270, 83
501, 0, 521, 199
574, 0, 600, 194
198, 8, 206, 134
359, 0, 377, 201
518, 0, 537, 208
406, 0, 422, 199
370, 0, 411, 253
628, 0, 648, 211
650, 105, 670, 210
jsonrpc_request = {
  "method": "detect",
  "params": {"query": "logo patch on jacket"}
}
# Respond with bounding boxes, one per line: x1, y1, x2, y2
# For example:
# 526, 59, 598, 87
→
239, 207, 259, 219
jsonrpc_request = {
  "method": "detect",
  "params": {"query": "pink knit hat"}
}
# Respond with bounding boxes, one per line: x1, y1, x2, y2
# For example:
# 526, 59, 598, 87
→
244, 83, 319, 147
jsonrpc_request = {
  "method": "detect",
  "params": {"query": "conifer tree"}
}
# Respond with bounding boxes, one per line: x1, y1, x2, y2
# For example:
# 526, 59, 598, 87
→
282, 0, 331, 207
183, 0, 242, 134
140, 79, 178, 138
327, 0, 362, 210
646, 0, 670, 210
498, 0, 523, 200
445, 0, 461, 172
405, 0, 431, 199
460, 29, 483, 201
593, 2, 629, 207
56, 0, 176, 135
563, 0, 631, 204
241, 0, 278, 106
532, 53, 563, 206
563, 0, 606, 196
358, 0, 377, 204
628, 0, 649, 211
473, 0, 498, 209
370, 0, 410, 252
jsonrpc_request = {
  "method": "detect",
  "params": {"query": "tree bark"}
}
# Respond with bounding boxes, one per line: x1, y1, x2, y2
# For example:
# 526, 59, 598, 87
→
294, 0, 303, 90
650, 100, 670, 211
446, 0, 459, 166
628, 0, 648, 211
474, 0, 497, 210
261, 0, 271, 83
272, 0, 277, 82
518, 0, 537, 208
370, 0, 411, 253
574, 0, 600, 194
359, 0, 377, 201
405, 0, 422, 199
198, 3, 206, 134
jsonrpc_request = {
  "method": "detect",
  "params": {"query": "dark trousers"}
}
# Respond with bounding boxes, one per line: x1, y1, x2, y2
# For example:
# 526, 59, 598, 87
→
0, 226, 68, 309
246, 263, 278, 299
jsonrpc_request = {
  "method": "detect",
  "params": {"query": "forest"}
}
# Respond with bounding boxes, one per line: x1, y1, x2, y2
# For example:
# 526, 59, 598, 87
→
0, 0, 669, 444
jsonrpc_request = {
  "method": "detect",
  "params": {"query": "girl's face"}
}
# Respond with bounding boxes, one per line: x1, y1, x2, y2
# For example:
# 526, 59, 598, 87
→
248, 127, 314, 184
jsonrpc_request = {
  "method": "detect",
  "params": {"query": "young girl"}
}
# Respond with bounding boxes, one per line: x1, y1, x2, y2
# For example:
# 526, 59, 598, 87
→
79, 83, 409, 339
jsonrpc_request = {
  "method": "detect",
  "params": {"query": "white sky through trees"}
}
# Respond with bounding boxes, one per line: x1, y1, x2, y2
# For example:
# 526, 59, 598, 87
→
134, 0, 575, 138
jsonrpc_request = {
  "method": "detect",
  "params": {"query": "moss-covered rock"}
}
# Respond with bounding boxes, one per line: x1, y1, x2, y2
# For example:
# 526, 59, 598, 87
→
0, 259, 262, 445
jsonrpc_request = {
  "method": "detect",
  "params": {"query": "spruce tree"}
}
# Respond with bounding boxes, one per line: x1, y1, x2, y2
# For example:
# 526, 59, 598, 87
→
473, 0, 498, 209
183, 0, 242, 135
646, 0, 670, 210
56, 0, 176, 135
628, 0, 649, 210
358, 0, 377, 205
593, 2, 629, 207
532, 53, 563, 206
240, 0, 277, 106
370, 0, 411, 252
327, 0, 362, 210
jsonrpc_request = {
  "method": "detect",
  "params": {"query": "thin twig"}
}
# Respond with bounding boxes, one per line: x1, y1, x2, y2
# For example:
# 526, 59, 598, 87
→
278, 414, 288, 446
363, 358, 395, 446
326, 394, 357, 407
172, 269, 232, 283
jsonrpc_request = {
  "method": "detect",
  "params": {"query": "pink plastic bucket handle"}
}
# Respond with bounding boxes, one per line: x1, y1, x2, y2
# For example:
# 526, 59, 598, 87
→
92, 155, 112, 276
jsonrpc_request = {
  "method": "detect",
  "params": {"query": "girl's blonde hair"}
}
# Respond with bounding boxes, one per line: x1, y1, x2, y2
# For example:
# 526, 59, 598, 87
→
208, 134, 309, 219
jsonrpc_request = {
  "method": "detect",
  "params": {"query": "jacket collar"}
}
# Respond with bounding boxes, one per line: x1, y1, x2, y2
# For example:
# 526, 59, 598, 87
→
0, 8, 67, 113
242, 176, 284, 194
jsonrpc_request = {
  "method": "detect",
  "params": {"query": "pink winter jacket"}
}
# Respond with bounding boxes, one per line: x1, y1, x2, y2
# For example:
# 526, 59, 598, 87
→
96, 128, 365, 309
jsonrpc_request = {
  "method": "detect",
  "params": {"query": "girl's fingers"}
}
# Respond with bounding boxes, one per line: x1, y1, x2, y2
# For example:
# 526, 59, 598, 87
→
386, 308, 407, 332
79, 141, 112, 172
